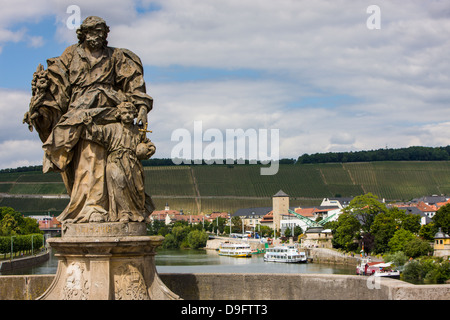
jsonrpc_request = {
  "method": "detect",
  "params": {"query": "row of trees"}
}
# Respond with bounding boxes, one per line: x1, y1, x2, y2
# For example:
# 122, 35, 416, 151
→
297, 146, 450, 164
0, 234, 44, 258
0, 207, 44, 257
323, 193, 450, 283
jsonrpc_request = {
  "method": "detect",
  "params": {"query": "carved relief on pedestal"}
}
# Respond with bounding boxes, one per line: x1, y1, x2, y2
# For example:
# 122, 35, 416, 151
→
114, 263, 149, 300
63, 262, 90, 300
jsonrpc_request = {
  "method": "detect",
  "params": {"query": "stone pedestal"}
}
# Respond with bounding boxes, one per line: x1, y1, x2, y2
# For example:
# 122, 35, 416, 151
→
38, 222, 180, 300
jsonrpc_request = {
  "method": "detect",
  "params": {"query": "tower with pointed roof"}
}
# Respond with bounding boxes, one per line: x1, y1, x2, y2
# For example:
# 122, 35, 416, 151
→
272, 190, 289, 235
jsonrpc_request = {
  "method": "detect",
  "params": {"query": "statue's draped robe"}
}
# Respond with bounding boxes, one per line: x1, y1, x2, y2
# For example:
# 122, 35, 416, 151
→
37, 43, 154, 222
86, 123, 148, 222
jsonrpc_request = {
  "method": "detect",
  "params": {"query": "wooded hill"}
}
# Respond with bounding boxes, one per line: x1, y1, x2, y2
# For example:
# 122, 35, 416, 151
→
297, 146, 450, 164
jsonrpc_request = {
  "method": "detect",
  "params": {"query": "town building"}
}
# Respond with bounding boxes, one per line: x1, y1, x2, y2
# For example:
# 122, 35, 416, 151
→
150, 202, 229, 226
390, 195, 450, 225
300, 226, 333, 248
320, 197, 354, 209
233, 207, 272, 229
434, 228, 450, 258
30, 215, 61, 237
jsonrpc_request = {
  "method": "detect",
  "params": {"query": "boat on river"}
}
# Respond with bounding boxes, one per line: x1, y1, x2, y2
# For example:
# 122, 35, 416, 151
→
356, 259, 400, 278
264, 245, 307, 263
218, 242, 252, 258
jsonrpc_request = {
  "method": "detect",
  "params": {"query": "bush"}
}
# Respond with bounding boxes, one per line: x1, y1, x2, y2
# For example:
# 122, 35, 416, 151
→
383, 251, 408, 269
162, 233, 178, 249
187, 230, 208, 249
402, 258, 450, 284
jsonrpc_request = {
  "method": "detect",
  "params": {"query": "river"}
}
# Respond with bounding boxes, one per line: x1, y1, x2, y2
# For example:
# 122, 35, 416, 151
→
0, 248, 355, 276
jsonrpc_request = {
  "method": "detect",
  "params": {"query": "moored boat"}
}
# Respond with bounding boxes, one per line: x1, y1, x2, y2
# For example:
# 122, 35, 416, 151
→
218, 242, 252, 258
356, 259, 400, 278
264, 245, 307, 263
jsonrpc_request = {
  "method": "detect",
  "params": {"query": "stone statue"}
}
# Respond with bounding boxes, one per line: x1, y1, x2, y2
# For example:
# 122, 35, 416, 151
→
24, 16, 180, 301
23, 16, 155, 224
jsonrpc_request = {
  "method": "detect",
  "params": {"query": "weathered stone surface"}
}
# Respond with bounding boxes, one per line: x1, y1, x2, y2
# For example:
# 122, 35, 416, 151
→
2, 273, 449, 300
38, 235, 180, 300
61, 222, 147, 238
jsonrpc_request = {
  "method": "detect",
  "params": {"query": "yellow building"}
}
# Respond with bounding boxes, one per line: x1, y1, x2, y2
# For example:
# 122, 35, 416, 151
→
434, 228, 450, 258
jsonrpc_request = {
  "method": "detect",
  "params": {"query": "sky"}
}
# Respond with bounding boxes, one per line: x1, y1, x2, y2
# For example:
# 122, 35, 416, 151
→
1, 0, 450, 169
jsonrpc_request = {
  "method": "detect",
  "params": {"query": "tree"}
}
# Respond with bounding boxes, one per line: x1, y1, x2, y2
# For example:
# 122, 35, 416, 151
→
433, 204, 450, 234
370, 210, 399, 253
403, 237, 433, 258
293, 226, 303, 237
20, 217, 41, 234
401, 212, 421, 234
162, 233, 178, 249
342, 193, 387, 232
231, 216, 243, 234
284, 227, 291, 237
172, 226, 189, 245
259, 225, 273, 237
331, 212, 361, 251
388, 229, 416, 253
0, 213, 21, 236
370, 206, 412, 253
419, 222, 436, 241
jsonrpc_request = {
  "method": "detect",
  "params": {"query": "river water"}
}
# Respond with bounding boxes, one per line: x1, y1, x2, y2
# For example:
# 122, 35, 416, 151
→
0, 248, 355, 276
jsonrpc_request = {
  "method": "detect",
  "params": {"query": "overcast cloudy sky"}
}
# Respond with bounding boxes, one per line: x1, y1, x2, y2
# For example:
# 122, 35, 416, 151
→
1, 0, 450, 169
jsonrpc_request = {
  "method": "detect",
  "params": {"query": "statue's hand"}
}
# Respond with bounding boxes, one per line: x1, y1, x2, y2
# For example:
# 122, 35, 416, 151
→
136, 106, 147, 127
22, 112, 34, 132
83, 113, 93, 125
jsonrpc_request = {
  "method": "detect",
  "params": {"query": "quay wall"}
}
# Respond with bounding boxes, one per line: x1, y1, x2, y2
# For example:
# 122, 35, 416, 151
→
308, 248, 360, 266
205, 237, 265, 250
1, 273, 448, 300
0, 251, 49, 273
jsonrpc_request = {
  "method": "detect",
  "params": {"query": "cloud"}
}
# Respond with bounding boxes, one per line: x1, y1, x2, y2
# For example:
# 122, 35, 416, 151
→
0, 139, 43, 169
2, 1, 450, 168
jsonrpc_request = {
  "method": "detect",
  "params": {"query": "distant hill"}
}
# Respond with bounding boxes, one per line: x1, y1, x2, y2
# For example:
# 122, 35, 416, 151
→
1, 161, 450, 216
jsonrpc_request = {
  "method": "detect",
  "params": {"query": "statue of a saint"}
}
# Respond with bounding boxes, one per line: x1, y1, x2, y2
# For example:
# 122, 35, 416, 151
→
23, 16, 155, 224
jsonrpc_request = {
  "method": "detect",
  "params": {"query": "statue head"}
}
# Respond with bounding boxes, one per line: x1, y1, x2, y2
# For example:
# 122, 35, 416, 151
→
116, 101, 138, 124
117, 101, 138, 116
76, 16, 110, 49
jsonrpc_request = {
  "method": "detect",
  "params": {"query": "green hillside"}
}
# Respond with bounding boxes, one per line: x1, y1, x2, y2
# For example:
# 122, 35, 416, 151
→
1, 161, 450, 215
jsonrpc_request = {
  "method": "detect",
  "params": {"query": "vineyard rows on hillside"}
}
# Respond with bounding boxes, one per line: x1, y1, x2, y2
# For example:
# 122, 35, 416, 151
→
1, 161, 450, 215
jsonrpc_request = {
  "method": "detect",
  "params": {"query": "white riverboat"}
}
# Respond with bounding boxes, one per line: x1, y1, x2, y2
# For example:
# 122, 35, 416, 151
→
218, 242, 252, 258
264, 245, 307, 263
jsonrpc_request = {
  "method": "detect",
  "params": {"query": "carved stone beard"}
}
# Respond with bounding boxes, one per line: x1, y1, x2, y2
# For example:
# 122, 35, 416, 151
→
86, 35, 104, 51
